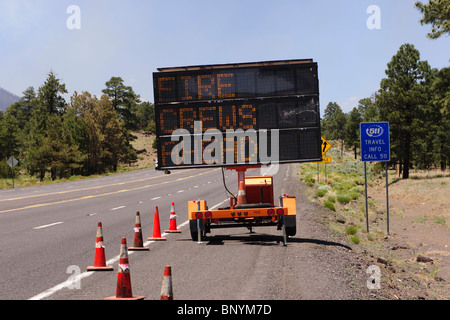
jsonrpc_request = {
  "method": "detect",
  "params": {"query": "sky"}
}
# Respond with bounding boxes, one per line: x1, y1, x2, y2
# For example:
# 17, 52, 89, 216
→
0, 0, 448, 114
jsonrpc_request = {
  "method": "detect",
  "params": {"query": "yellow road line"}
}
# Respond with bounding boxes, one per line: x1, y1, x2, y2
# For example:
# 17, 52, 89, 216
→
0, 169, 193, 202
0, 169, 219, 214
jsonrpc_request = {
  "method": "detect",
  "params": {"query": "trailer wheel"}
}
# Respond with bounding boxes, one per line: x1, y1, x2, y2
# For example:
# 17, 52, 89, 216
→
189, 220, 205, 241
285, 215, 297, 236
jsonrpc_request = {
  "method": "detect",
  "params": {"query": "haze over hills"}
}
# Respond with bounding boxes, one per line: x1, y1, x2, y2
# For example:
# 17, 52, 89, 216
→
0, 87, 20, 112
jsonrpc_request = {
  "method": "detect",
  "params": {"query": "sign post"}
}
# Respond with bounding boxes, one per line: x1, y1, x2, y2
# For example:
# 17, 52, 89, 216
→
360, 122, 390, 234
314, 137, 332, 183
6, 156, 19, 188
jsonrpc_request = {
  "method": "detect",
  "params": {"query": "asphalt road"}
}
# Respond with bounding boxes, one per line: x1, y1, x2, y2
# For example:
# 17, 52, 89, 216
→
0, 164, 369, 301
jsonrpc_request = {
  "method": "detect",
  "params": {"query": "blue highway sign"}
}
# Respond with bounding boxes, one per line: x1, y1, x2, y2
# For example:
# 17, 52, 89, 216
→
360, 122, 390, 162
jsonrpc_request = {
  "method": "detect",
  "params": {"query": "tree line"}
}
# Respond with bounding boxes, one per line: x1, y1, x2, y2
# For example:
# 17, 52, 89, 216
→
1, 1, 447, 181
322, 43, 449, 179
0, 72, 155, 180
322, 0, 449, 179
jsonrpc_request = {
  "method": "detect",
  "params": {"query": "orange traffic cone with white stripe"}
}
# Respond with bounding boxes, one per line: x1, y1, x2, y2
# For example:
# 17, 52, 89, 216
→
129, 211, 149, 251
236, 181, 247, 205
160, 265, 173, 300
103, 238, 145, 300
147, 206, 166, 241
87, 222, 114, 271
165, 202, 181, 233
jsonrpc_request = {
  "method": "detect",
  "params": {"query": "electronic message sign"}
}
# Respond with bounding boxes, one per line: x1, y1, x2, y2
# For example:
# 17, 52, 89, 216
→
153, 59, 322, 170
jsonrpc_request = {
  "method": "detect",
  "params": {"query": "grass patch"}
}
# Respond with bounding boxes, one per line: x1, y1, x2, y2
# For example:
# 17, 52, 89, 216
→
350, 186, 364, 194
324, 202, 336, 211
349, 235, 360, 244
315, 188, 328, 197
327, 196, 336, 203
298, 146, 382, 248
302, 176, 315, 187
349, 191, 361, 200
297, 147, 380, 246
337, 194, 352, 204
413, 216, 428, 224
433, 216, 447, 227
345, 225, 358, 235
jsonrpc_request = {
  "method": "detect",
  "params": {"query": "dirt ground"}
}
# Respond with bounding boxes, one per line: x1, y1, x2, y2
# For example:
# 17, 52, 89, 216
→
367, 170, 449, 299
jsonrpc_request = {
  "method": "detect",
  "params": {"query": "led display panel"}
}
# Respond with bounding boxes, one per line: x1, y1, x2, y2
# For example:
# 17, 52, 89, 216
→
153, 59, 322, 170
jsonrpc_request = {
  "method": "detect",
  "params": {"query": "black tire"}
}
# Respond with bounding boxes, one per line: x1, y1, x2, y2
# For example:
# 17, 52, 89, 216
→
285, 215, 297, 236
190, 220, 205, 241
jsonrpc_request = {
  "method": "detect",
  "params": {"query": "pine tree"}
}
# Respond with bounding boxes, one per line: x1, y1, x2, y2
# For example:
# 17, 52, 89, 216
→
102, 77, 140, 131
345, 107, 362, 159
429, 67, 450, 170
376, 43, 431, 178
415, 0, 450, 39
23, 71, 70, 180
321, 102, 347, 155
37, 71, 67, 115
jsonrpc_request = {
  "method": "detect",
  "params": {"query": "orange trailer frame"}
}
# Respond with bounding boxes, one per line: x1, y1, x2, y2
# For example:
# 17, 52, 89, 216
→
188, 166, 296, 244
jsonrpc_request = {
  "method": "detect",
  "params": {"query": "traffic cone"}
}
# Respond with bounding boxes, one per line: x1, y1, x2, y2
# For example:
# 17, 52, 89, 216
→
147, 206, 166, 241
160, 265, 173, 300
87, 222, 114, 271
129, 211, 149, 251
165, 202, 181, 233
236, 181, 247, 205
103, 238, 145, 300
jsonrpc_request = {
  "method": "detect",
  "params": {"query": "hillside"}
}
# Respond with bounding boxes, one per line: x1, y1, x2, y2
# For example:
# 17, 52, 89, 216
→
0, 87, 20, 112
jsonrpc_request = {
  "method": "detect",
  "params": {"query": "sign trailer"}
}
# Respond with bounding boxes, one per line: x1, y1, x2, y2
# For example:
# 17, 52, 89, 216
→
153, 59, 322, 244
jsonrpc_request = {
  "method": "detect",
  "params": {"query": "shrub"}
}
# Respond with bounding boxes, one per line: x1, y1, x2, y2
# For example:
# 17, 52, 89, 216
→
345, 225, 358, 235
350, 186, 364, 194
341, 181, 357, 190
349, 235, 360, 244
337, 195, 351, 204
315, 188, 328, 197
303, 176, 315, 187
324, 202, 336, 211
327, 196, 336, 203
331, 182, 343, 190
349, 191, 360, 200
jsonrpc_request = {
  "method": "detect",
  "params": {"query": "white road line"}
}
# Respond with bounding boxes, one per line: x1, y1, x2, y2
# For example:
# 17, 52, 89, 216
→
33, 222, 64, 230
28, 197, 229, 300
261, 164, 279, 176
177, 190, 184, 193
110, 206, 125, 211
209, 199, 228, 210
29, 270, 94, 300
151, 196, 161, 200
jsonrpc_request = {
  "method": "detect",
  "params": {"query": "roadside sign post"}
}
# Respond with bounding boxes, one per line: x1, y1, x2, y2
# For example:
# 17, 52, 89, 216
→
363, 162, 369, 233
315, 137, 333, 184
385, 162, 390, 234
6, 156, 19, 188
360, 122, 390, 234
317, 164, 320, 184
